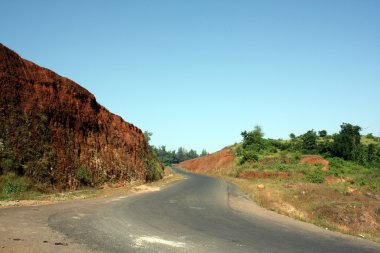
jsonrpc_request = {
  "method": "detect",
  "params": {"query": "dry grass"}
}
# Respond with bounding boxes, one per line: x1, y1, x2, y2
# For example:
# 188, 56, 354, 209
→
223, 176, 380, 243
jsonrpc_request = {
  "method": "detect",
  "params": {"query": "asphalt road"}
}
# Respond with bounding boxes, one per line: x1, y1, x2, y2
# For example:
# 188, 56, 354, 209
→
1, 168, 380, 253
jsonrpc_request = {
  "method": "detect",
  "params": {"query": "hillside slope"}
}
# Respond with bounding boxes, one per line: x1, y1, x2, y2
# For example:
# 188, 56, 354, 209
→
178, 147, 235, 173
0, 44, 163, 190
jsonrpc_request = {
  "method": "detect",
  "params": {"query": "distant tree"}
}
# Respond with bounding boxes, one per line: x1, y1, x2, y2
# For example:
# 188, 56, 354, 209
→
176, 147, 187, 162
366, 133, 375, 139
332, 123, 362, 161
318, 130, 327, 138
187, 149, 198, 160
301, 130, 317, 151
143, 131, 153, 144
152, 145, 204, 165
153, 145, 173, 165
241, 125, 264, 150
170, 150, 179, 164
200, 149, 209, 156
289, 133, 296, 140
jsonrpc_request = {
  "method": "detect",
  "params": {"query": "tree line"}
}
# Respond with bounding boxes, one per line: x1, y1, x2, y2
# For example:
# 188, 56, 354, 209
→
239, 123, 380, 168
143, 131, 208, 166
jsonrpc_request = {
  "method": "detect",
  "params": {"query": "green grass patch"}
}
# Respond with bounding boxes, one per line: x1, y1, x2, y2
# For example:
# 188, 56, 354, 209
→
1, 173, 29, 194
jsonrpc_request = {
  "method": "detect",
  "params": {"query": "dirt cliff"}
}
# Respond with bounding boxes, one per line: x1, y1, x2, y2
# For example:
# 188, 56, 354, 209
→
178, 148, 235, 174
0, 44, 163, 190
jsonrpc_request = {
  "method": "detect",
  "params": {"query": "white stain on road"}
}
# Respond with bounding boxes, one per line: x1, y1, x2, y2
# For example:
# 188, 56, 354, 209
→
134, 236, 186, 248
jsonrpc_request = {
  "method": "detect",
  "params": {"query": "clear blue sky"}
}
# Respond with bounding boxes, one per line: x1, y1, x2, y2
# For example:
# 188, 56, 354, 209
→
1, 0, 379, 153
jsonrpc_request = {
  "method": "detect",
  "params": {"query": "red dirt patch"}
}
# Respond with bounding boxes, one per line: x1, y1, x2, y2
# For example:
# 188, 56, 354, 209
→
178, 148, 235, 173
300, 155, 329, 171
239, 170, 289, 179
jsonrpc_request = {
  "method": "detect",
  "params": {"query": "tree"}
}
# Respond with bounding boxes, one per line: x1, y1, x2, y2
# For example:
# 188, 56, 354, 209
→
289, 133, 296, 139
318, 130, 327, 138
200, 149, 209, 156
143, 131, 153, 144
241, 125, 264, 150
318, 139, 331, 155
176, 147, 187, 162
187, 149, 198, 160
153, 145, 173, 165
301, 130, 317, 151
332, 123, 361, 161
367, 144, 377, 163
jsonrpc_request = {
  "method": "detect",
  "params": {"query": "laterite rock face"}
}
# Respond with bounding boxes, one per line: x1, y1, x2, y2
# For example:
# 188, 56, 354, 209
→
0, 44, 162, 190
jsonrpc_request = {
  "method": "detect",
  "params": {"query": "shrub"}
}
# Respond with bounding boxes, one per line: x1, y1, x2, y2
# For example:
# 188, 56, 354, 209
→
76, 165, 91, 185
278, 164, 289, 171
145, 157, 164, 182
305, 167, 325, 183
292, 152, 302, 162
1, 173, 28, 194
1, 158, 14, 173
301, 130, 318, 151
240, 150, 259, 164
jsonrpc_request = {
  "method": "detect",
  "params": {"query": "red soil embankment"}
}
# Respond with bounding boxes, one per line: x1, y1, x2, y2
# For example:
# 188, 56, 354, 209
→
178, 148, 235, 173
0, 43, 162, 190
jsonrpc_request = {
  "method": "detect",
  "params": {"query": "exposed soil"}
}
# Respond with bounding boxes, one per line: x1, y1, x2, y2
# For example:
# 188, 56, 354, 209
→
300, 155, 329, 171
0, 43, 162, 190
178, 147, 235, 174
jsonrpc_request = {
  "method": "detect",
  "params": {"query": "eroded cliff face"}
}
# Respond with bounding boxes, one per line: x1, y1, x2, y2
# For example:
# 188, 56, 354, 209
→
0, 44, 163, 190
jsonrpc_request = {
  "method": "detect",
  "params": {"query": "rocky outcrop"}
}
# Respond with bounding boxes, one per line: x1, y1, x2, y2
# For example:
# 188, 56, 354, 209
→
0, 44, 163, 190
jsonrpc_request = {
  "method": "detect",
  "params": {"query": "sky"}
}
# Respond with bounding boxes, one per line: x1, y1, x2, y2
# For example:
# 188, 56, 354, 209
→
1, 0, 379, 153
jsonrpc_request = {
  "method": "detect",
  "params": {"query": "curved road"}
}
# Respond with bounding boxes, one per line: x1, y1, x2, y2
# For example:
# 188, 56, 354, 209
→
1, 168, 380, 253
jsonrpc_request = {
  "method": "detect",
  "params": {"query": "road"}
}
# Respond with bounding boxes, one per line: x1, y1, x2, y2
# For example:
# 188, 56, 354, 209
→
1, 168, 379, 253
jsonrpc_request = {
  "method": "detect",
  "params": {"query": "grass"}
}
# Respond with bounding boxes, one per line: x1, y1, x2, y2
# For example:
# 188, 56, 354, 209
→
361, 136, 380, 145
224, 175, 380, 243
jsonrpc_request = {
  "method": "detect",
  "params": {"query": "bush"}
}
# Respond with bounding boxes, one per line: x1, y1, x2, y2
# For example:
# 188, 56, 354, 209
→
301, 130, 318, 151
305, 167, 325, 183
76, 165, 91, 185
278, 164, 289, 171
0, 158, 14, 173
1, 173, 28, 194
240, 150, 259, 164
145, 157, 164, 182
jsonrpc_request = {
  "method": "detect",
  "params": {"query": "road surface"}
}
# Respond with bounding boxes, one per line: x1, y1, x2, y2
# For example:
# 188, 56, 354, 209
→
1, 168, 379, 253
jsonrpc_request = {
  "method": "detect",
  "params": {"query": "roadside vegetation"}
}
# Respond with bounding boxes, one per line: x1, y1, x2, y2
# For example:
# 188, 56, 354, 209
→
0, 167, 182, 207
232, 123, 380, 242
180, 123, 380, 242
